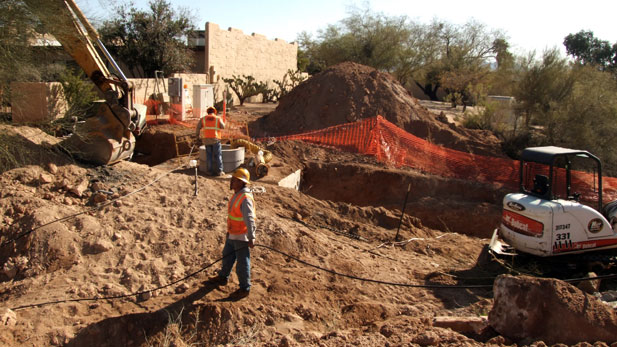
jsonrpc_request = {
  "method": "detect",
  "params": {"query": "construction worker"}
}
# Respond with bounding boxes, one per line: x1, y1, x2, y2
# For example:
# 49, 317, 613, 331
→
209, 168, 256, 298
195, 106, 225, 176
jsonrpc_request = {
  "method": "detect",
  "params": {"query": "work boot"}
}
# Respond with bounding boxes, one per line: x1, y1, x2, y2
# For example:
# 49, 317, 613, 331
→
206, 276, 228, 286
231, 288, 250, 299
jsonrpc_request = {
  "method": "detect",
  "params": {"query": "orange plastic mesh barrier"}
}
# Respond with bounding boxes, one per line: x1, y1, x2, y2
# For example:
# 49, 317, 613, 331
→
263, 115, 617, 203
145, 115, 249, 140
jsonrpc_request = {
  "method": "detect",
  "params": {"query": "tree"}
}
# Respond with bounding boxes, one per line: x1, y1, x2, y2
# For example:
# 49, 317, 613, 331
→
551, 65, 617, 175
297, 6, 411, 75
223, 75, 267, 106
0, 0, 67, 104
411, 19, 503, 101
488, 38, 517, 96
273, 69, 307, 100
59, 68, 97, 120
564, 30, 617, 72
99, 0, 195, 77
512, 49, 576, 139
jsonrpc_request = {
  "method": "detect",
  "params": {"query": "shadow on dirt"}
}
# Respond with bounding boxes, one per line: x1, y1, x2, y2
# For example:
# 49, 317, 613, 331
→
424, 246, 505, 310
67, 282, 231, 346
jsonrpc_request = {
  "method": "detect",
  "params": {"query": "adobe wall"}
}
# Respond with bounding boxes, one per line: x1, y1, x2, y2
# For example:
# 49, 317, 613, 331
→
205, 22, 298, 89
11, 82, 67, 123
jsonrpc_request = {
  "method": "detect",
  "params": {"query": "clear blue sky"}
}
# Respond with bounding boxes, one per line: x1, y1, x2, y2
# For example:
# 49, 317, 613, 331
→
77, 0, 617, 56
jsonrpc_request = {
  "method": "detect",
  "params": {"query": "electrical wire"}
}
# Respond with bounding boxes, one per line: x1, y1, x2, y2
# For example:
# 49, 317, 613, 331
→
9, 242, 617, 311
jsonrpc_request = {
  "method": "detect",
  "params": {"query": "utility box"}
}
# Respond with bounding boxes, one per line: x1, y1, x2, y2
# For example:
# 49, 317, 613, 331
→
168, 78, 183, 97
193, 84, 214, 118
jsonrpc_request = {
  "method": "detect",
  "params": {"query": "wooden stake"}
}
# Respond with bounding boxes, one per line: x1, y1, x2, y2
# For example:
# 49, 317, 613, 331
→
395, 183, 411, 241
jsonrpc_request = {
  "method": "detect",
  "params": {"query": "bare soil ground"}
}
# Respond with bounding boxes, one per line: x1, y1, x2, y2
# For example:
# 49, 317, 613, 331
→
0, 107, 510, 346
1, 62, 613, 346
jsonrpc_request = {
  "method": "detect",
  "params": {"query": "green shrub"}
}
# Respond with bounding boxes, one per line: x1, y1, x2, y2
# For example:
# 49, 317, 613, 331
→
59, 69, 97, 120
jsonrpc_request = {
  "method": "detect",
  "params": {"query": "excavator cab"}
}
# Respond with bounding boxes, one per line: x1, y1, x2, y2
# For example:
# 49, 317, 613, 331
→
519, 146, 603, 210
490, 146, 617, 257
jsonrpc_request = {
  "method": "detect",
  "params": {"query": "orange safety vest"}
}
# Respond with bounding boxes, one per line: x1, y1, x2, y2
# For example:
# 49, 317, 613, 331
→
227, 191, 255, 235
200, 115, 223, 140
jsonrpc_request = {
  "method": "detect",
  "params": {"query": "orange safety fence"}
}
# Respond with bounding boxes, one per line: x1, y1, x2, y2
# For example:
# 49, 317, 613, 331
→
145, 112, 250, 141
260, 115, 617, 203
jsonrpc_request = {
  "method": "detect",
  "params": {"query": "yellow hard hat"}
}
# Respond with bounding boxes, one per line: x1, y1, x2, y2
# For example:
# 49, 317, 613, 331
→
206, 106, 217, 114
232, 167, 250, 184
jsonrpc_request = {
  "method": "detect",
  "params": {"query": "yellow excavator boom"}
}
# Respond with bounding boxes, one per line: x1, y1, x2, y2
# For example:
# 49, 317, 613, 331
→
23, 0, 147, 165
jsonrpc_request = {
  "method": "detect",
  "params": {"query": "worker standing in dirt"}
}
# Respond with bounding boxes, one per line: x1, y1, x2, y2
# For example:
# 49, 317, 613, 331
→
209, 168, 256, 298
195, 106, 225, 176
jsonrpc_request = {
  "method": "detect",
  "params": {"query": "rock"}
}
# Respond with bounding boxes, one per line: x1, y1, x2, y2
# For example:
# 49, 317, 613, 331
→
2, 262, 18, 279
576, 272, 601, 294
138, 285, 152, 301
601, 291, 617, 302
433, 316, 488, 334
39, 173, 54, 184
175, 283, 190, 294
86, 239, 113, 254
380, 324, 395, 338
2, 256, 29, 279
47, 162, 58, 174
91, 181, 105, 192
57, 179, 69, 190
68, 179, 89, 197
486, 335, 511, 345
91, 193, 107, 204
279, 335, 297, 347
0, 308, 17, 326
412, 331, 440, 346
489, 275, 617, 344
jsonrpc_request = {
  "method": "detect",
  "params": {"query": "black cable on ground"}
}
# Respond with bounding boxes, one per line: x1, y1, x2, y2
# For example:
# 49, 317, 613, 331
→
255, 244, 494, 289
9, 243, 617, 312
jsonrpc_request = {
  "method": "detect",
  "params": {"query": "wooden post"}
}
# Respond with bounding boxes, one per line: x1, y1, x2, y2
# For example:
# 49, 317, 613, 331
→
395, 183, 411, 241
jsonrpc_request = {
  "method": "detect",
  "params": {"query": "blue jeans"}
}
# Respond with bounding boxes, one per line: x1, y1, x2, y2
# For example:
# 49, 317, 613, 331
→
206, 142, 223, 175
218, 237, 251, 291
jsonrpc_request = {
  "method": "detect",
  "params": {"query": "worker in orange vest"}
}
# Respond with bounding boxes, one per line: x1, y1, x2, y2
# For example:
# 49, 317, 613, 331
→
208, 168, 256, 298
195, 106, 226, 176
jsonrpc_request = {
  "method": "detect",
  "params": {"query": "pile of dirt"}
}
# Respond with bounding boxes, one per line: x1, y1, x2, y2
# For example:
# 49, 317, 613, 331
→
252, 62, 503, 157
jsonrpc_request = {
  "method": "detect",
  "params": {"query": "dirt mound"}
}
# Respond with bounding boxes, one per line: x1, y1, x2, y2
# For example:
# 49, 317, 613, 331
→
0, 124, 73, 174
490, 275, 617, 344
253, 62, 503, 157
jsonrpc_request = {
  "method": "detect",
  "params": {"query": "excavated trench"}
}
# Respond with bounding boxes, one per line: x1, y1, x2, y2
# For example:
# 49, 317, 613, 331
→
300, 161, 507, 238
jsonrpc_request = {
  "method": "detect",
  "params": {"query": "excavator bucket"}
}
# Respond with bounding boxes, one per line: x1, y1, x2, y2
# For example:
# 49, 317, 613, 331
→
60, 102, 145, 165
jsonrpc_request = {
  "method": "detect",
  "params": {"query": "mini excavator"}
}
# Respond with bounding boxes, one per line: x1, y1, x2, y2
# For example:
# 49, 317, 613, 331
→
24, 0, 147, 165
489, 146, 617, 258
